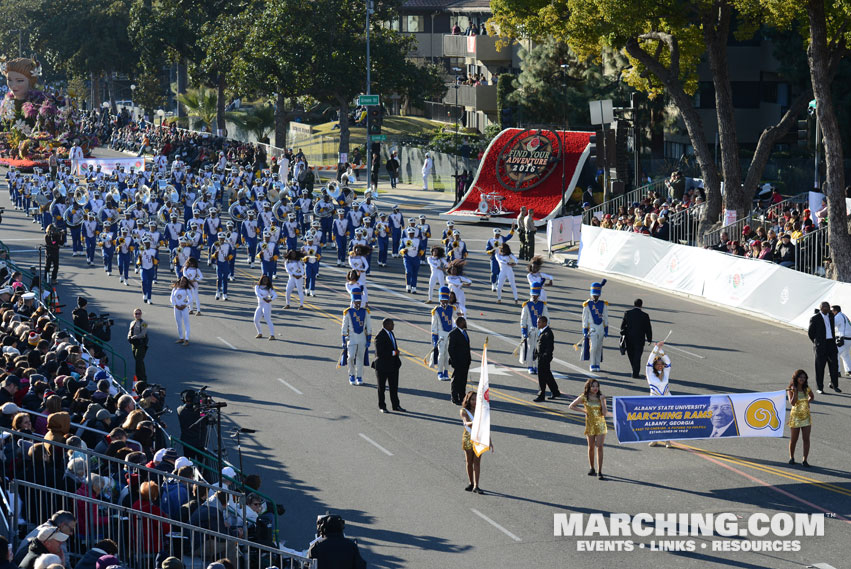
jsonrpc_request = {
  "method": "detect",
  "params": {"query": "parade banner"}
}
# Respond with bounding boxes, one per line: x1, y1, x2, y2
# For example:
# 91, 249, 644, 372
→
546, 215, 582, 250
613, 391, 786, 443
74, 157, 145, 176
603, 229, 672, 281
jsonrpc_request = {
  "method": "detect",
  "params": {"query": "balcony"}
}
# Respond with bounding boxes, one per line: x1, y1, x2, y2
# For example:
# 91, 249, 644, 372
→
443, 84, 497, 112
442, 34, 512, 62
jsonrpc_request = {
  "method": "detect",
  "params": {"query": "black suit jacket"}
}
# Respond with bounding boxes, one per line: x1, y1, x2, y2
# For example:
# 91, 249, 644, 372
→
620, 307, 652, 344
808, 311, 836, 355
447, 327, 471, 368
536, 327, 554, 363
374, 328, 402, 373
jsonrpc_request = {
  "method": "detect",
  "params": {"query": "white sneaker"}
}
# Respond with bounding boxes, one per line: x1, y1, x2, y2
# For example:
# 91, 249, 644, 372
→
222, 294, 228, 301
215, 292, 220, 300
411, 287, 417, 294
406, 286, 411, 292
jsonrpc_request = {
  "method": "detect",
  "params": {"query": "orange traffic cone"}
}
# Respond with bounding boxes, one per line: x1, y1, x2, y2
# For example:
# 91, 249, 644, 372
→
51, 287, 62, 313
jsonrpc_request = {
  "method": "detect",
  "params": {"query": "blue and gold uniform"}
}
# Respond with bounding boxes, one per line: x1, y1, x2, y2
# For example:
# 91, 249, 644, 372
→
581, 280, 609, 372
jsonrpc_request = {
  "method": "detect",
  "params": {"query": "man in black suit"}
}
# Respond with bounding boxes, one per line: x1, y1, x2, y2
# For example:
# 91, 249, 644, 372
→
447, 316, 472, 405
620, 299, 653, 378
533, 316, 560, 402
373, 318, 405, 412
808, 301, 841, 393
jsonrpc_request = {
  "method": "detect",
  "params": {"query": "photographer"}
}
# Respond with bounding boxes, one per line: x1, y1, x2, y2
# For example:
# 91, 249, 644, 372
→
44, 223, 63, 283
127, 308, 149, 383
72, 297, 91, 334
308, 515, 366, 568
177, 389, 206, 461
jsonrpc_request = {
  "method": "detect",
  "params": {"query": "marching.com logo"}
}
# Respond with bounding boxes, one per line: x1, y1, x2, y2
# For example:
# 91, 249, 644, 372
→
555, 513, 824, 552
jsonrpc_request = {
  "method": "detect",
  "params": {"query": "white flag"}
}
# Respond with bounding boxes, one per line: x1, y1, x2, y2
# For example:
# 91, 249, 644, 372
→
471, 340, 491, 456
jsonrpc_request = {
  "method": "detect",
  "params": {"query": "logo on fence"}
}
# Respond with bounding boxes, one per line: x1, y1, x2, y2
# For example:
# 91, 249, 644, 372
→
779, 286, 790, 305
597, 237, 608, 256
729, 273, 744, 289
633, 250, 641, 265
495, 129, 561, 192
668, 255, 679, 273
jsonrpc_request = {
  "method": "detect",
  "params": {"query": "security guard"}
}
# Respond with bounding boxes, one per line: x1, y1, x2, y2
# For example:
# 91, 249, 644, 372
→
430, 286, 456, 381
581, 279, 609, 372
520, 281, 549, 374
341, 287, 371, 386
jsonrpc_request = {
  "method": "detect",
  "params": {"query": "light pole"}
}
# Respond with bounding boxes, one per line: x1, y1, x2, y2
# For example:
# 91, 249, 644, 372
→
452, 67, 462, 175
156, 109, 165, 128
560, 64, 568, 215
10, 30, 22, 57
130, 84, 136, 116
365, 0, 373, 190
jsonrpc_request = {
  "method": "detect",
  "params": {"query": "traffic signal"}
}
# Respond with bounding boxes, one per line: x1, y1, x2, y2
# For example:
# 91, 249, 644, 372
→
797, 119, 809, 147
588, 129, 604, 167
368, 106, 382, 135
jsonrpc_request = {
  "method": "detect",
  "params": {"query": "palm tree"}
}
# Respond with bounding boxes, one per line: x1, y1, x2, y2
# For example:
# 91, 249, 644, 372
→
227, 103, 276, 143
176, 87, 218, 131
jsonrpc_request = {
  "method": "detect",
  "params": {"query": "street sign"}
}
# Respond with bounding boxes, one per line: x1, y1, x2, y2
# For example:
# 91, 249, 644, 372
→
358, 94, 380, 106
589, 99, 613, 125
370, 134, 387, 141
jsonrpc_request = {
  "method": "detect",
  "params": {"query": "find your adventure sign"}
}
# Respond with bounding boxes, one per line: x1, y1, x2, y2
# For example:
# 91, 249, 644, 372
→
495, 129, 561, 192
613, 391, 786, 443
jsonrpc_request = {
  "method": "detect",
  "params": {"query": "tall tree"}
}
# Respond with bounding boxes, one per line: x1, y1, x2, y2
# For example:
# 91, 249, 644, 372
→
490, 0, 813, 235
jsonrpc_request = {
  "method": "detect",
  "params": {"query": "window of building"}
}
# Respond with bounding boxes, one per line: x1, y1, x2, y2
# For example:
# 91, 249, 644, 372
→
695, 82, 715, 109
382, 18, 400, 31
731, 81, 760, 108
405, 16, 424, 33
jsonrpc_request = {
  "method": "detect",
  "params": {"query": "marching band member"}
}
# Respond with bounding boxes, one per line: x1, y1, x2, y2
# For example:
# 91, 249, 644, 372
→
360, 216, 376, 272
445, 259, 472, 317
66, 206, 85, 256
341, 287, 371, 386
186, 221, 203, 259
282, 213, 300, 252
173, 237, 192, 278
375, 212, 390, 267
283, 249, 306, 309
116, 228, 135, 284
254, 275, 277, 339
295, 189, 312, 233
82, 211, 99, 266
182, 257, 203, 314
581, 280, 609, 372
399, 227, 423, 293
332, 208, 351, 266
348, 244, 371, 304
302, 232, 321, 297
486, 226, 515, 290
165, 212, 184, 252
313, 192, 335, 247
446, 229, 468, 262
97, 222, 116, 276
426, 246, 447, 303
389, 205, 403, 257
211, 232, 235, 301
257, 230, 280, 279
520, 282, 549, 374
347, 200, 363, 228
170, 277, 192, 345
205, 207, 222, 249
417, 214, 431, 264
137, 237, 159, 304
526, 256, 554, 301
145, 220, 164, 283
646, 342, 672, 447
495, 243, 519, 304
241, 209, 260, 268
431, 286, 456, 381
224, 221, 239, 280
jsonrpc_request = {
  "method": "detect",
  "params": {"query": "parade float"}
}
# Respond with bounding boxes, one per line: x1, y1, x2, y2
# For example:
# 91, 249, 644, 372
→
0, 57, 94, 170
443, 128, 595, 225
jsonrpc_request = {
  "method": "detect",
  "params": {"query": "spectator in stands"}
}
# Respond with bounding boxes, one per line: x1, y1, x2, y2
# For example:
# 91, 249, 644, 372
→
775, 234, 797, 268
0, 536, 14, 569
75, 473, 113, 538
18, 526, 70, 569
73, 539, 119, 569
190, 491, 240, 560
131, 481, 171, 553
32, 553, 62, 569
113, 394, 135, 427
160, 464, 194, 519
653, 216, 669, 241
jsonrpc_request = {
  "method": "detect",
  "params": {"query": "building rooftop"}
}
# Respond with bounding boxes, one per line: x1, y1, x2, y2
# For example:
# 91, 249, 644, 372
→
402, 0, 492, 12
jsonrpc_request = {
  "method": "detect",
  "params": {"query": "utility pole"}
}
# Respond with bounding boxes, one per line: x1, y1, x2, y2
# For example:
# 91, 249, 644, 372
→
560, 64, 569, 215
631, 92, 639, 189
365, 0, 373, 190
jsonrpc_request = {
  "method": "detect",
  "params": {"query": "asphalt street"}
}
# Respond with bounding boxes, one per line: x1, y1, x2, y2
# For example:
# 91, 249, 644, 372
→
3, 148, 849, 569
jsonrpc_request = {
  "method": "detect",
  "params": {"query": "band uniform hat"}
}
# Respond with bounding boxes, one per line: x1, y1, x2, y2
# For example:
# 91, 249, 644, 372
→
590, 279, 607, 296
531, 281, 543, 297
439, 286, 450, 301
350, 287, 363, 302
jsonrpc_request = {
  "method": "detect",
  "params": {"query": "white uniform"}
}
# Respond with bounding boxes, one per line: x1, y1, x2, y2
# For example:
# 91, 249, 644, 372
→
527, 271, 553, 301
581, 299, 609, 370
183, 266, 204, 312
254, 285, 277, 335
341, 306, 372, 380
430, 303, 456, 378
284, 260, 305, 307
646, 345, 671, 396
495, 253, 519, 301
426, 256, 446, 301
348, 255, 369, 303
446, 275, 472, 316
170, 287, 192, 341
520, 299, 549, 369
834, 310, 851, 373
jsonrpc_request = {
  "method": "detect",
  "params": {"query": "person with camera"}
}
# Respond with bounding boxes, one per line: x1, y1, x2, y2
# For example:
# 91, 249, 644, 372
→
308, 514, 366, 568
127, 308, 149, 383
44, 223, 63, 283
177, 389, 206, 461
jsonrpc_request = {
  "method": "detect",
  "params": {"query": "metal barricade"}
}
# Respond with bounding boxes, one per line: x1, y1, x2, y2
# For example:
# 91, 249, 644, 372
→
795, 225, 829, 276
582, 179, 667, 225
701, 192, 810, 247
666, 207, 701, 246
10, 480, 314, 569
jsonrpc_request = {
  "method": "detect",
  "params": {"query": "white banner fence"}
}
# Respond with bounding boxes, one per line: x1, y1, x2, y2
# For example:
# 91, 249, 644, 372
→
579, 225, 850, 331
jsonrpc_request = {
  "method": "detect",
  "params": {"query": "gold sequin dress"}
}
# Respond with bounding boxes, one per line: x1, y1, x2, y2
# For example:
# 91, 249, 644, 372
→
583, 395, 608, 436
789, 388, 812, 429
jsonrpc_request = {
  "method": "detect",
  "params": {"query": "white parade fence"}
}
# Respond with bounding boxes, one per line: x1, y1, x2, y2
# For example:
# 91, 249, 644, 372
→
579, 224, 849, 331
